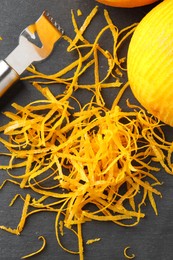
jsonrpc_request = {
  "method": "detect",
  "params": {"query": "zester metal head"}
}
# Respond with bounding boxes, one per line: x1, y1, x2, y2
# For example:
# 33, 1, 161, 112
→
0, 11, 64, 97
19, 11, 64, 60
5, 11, 64, 75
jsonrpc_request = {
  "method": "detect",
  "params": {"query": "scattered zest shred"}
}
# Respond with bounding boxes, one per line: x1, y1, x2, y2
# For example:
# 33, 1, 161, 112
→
77, 9, 83, 16
21, 236, 46, 259
0, 6, 173, 260
0, 194, 30, 235
86, 238, 101, 245
124, 246, 135, 259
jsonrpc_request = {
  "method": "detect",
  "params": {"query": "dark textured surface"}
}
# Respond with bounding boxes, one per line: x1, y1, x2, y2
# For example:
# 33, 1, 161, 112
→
1, 1, 172, 260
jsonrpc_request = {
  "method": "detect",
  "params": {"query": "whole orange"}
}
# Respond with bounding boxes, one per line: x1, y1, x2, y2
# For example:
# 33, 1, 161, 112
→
127, 0, 173, 126
96, 0, 159, 8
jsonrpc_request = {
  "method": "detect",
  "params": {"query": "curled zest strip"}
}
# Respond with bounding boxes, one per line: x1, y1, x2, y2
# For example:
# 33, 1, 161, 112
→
124, 246, 135, 259
21, 236, 46, 259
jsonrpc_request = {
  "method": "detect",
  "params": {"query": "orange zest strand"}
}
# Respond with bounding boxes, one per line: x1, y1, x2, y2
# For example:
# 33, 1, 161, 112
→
124, 246, 135, 259
21, 236, 46, 259
0, 194, 30, 235
78, 223, 84, 260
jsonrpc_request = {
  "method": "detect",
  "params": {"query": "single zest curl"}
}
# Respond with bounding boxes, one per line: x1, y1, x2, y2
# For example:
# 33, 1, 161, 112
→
21, 236, 46, 259
124, 246, 135, 259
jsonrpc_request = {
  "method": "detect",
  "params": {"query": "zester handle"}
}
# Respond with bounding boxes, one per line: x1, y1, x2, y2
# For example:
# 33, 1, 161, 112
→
0, 60, 19, 97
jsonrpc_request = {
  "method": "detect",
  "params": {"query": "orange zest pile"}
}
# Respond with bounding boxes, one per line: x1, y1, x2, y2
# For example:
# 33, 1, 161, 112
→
0, 6, 173, 260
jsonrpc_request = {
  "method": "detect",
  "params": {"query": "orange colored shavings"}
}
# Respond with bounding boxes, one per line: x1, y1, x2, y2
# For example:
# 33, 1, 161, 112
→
0, 6, 173, 260
0, 82, 172, 259
23, 6, 137, 107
